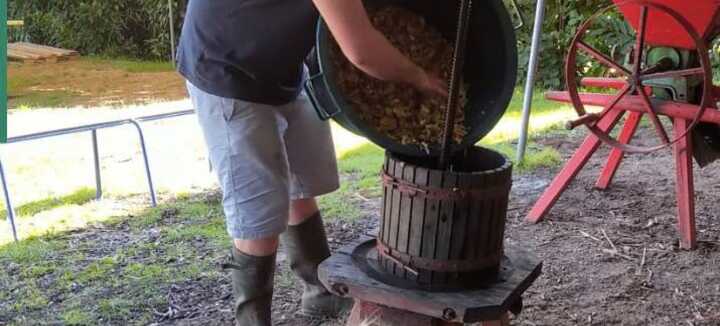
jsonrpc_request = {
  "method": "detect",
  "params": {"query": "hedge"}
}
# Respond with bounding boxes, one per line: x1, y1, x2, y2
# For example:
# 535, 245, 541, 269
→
9, 0, 185, 60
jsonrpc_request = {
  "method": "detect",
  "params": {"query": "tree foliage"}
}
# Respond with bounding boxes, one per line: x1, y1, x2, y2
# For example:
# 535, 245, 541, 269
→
9, 0, 185, 60
514, 0, 620, 89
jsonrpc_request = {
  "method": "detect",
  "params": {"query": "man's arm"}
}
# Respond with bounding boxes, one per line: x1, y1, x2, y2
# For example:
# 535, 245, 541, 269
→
312, 0, 448, 97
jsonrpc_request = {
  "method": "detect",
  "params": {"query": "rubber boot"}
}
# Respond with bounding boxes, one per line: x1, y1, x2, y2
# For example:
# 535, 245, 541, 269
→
282, 213, 352, 317
222, 247, 276, 326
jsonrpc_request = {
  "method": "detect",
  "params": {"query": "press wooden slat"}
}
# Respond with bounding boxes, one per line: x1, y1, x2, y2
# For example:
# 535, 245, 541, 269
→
396, 165, 416, 279
380, 156, 395, 271
380, 155, 391, 241
483, 194, 498, 258
409, 166, 429, 283
493, 195, 510, 254
421, 168, 444, 283
467, 173, 486, 260
432, 171, 458, 284
387, 161, 405, 274
450, 174, 471, 260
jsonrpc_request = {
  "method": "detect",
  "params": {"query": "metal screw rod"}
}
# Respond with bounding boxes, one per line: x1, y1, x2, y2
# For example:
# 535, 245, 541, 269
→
439, 0, 473, 169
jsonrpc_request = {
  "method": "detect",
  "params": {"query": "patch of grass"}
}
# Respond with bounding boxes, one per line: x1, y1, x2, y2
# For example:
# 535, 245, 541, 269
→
177, 201, 220, 222
487, 142, 562, 172
318, 183, 363, 222
61, 309, 95, 325
175, 192, 193, 201
1, 187, 96, 219
74, 256, 117, 284
126, 201, 221, 232
164, 220, 227, 245
12, 284, 49, 313
10, 90, 78, 110
111, 59, 175, 73
97, 298, 134, 321
481, 102, 571, 146
20, 264, 56, 279
319, 143, 385, 221
127, 206, 165, 230
0, 236, 66, 264
504, 88, 568, 117
7, 74, 41, 94
338, 143, 385, 196
83, 57, 174, 73
124, 263, 168, 281
338, 143, 385, 176
470, 88, 570, 172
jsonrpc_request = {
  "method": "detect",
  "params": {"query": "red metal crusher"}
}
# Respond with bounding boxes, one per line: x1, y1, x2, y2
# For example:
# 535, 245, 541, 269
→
527, 0, 720, 250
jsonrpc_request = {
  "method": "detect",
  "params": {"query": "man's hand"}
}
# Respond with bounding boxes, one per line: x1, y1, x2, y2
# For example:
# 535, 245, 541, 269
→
413, 69, 449, 98
313, 0, 447, 97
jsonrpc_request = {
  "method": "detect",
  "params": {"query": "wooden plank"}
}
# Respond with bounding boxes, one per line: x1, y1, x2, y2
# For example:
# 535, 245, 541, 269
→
396, 163, 416, 279
381, 156, 395, 272
8, 47, 43, 59
484, 190, 500, 258
9, 44, 50, 55
8, 43, 79, 63
466, 173, 487, 260
380, 154, 391, 241
11, 44, 55, 56
408, 166, 429, 283
495, 168, 512, 254
388, 160, 404, 275
16, 45, 70, 59
420, 168, 443, 284
450, 175, 472, 261
15, 42, 79, 56
484, 171, 509, 258
433, 171, 459, 284
496, 196, 509, 253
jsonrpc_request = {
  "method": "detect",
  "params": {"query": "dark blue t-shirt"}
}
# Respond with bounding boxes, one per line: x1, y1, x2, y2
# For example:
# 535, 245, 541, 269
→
177, 0, 319, 105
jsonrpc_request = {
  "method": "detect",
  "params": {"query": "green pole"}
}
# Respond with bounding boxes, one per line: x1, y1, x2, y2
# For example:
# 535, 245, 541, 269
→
0, 0, 6, 143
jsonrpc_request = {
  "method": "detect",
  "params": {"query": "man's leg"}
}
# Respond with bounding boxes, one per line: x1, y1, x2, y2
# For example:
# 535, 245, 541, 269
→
278, 93, 352, 317
234, 237, 279, 257
289, 198, 321, 226
283, 198, 353, 317
226, 241, 276, 326
187, 81, 290, 326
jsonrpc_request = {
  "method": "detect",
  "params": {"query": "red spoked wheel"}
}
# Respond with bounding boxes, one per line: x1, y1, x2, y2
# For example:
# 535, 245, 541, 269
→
565, 0, 714, 153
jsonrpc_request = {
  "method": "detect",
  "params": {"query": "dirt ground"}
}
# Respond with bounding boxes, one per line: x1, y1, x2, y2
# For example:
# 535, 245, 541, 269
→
8, 59, 185, 109
157, 127, 720, 325
507, 127, 720, 326
3, 124, 719, 326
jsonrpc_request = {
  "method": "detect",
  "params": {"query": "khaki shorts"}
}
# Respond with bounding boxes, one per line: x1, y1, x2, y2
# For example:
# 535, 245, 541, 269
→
187, 81, 339, 240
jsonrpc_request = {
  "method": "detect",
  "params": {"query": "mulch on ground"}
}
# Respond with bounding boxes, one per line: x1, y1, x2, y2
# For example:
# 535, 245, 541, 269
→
510, 127, 720, 326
